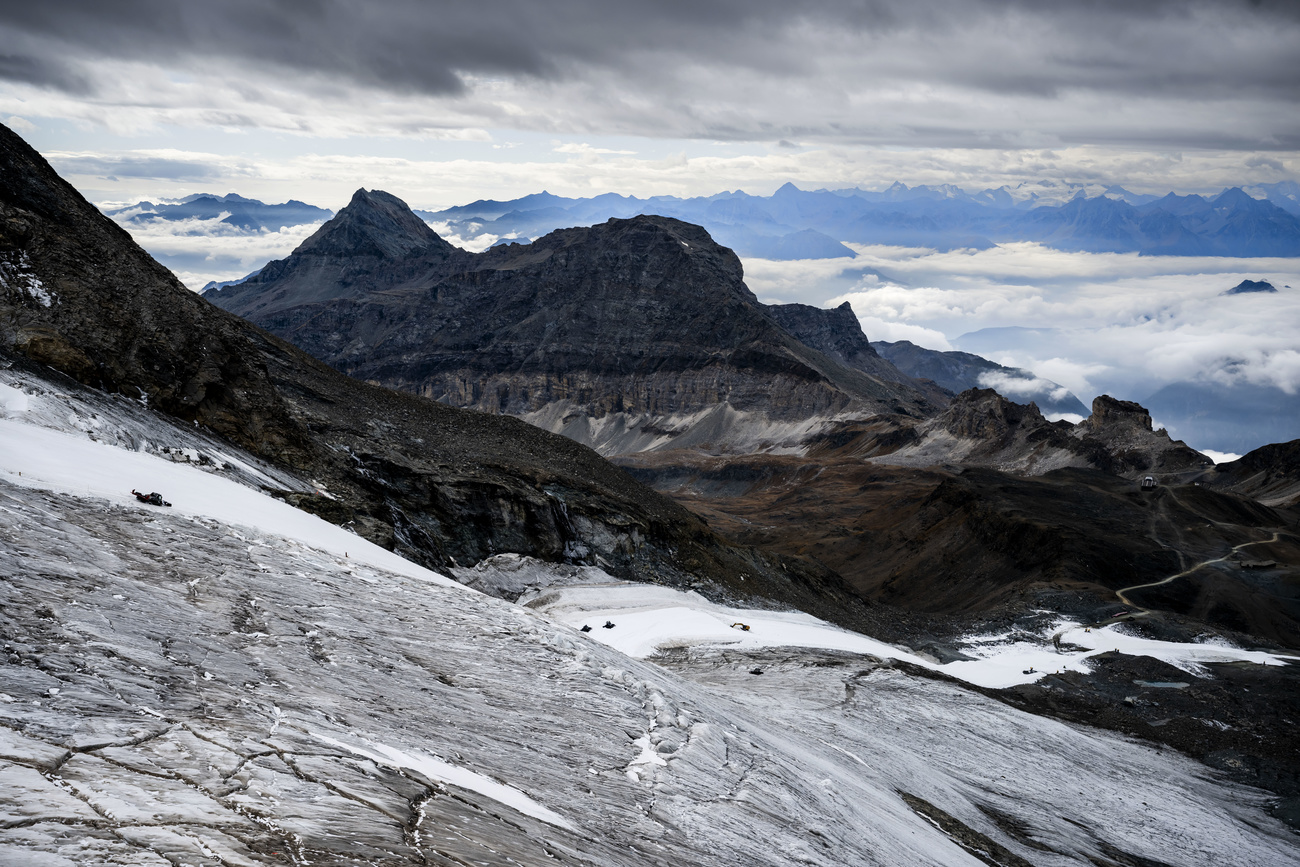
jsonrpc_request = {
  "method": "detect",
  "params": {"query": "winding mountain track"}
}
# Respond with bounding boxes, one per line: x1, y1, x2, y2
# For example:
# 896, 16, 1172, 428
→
1115, 531, 1286, 612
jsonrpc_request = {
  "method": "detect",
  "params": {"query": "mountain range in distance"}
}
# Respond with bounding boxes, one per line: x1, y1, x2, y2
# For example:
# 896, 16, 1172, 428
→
107, 179, 1300, 262
104, 192, 333, 233
418, 180, 1300, 258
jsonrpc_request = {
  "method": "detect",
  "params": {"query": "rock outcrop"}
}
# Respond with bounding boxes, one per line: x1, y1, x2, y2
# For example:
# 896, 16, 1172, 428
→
858, 390, 1210, 478
207, 192, 940, 454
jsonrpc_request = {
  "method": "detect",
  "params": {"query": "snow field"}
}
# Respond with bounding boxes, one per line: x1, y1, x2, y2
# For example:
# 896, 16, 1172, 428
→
0, 416, 460, 590
530, 583, 1294, 688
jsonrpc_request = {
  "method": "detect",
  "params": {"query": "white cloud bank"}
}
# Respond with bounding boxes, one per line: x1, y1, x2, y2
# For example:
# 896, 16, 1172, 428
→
745, 244, 1300, 410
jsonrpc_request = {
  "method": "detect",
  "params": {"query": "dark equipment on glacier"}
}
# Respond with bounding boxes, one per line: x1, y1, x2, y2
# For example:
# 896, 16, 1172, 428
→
580, 625, 592, 633
603, 621, 616, 629
731, 622, 751, 631
1141, 476, 1157, 490
131, 489, 171, 507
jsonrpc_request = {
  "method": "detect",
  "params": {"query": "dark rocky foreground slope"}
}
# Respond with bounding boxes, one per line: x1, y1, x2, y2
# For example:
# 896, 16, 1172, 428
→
0, 121, 875, 629
207, 190, 940, 430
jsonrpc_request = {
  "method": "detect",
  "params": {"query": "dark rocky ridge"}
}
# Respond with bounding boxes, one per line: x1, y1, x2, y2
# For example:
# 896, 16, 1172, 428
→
874, 338, 1089, 417
766, 301, 951, 406
208, 192, 940, 424
0, 121, 883, 631
1209, 438, 1300, 507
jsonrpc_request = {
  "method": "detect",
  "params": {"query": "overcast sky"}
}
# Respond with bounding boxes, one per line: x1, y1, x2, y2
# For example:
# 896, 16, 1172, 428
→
2, 0, 1298, 209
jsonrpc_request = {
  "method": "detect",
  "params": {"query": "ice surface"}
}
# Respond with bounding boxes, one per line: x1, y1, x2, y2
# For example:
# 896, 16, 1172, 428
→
311, 731, 576, 830
0, 416, 460, 590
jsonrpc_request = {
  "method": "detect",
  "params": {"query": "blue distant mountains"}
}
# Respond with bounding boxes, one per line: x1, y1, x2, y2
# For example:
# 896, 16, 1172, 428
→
103, 182, 1300, 261
417, 180, 1300, 259
105, 193, 333, 232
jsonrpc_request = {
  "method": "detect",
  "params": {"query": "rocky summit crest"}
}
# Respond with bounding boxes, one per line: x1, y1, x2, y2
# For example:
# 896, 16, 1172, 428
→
207, 198, 942, 452
297, 188, 452, 260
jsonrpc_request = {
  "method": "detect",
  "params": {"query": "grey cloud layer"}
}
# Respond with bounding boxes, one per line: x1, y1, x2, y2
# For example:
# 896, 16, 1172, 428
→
2, 1, 1298, 148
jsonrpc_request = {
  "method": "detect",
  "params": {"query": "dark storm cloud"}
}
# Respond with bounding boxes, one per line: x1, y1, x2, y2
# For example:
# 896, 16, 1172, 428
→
2, 0, 1294, 94
1, 0, 1297, 147
0, 53, 92, 94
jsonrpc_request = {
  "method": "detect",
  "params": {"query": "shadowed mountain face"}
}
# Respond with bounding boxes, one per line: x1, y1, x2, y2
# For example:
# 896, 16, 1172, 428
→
873, 339, 1089, 418
208, 195, 941, 447
1209, 438, 1300, 508
0, 121, 880, 628
765, 301, 950, 406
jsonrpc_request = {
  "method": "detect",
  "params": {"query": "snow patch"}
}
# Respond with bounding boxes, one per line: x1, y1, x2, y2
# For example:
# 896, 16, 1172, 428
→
0, 251, 55, 307
532, 584, 1293, 689
310, 732, 575, 831
0, 416, 461, 591
0, 382, 29, 414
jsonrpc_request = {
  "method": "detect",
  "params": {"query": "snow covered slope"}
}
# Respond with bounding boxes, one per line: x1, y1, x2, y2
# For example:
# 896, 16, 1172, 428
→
527, 583, 1293, 689
2, 367, 1298, 865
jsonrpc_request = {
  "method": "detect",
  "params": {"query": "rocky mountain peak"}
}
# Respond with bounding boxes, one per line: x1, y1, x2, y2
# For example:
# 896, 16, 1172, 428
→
1223, 278, 1277, 295
1086, 394, 1153, 432
765, 301, 880, 361
204, 187, 464, 319
296, 188, 454, 260
941, 387, 1047, 440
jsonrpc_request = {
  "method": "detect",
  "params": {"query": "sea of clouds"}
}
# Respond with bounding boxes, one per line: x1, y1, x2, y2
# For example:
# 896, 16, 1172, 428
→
746, 243, 1300, 411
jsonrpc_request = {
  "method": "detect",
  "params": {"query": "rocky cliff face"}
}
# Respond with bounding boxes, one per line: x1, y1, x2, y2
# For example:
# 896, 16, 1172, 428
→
207, 193, 940, 454
861, 389, 1210, 478
766, 301, 950, 405
0, 121, 871, 623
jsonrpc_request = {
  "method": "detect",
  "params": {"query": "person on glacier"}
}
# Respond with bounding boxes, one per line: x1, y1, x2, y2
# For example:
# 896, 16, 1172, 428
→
131, 489, 171, 507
